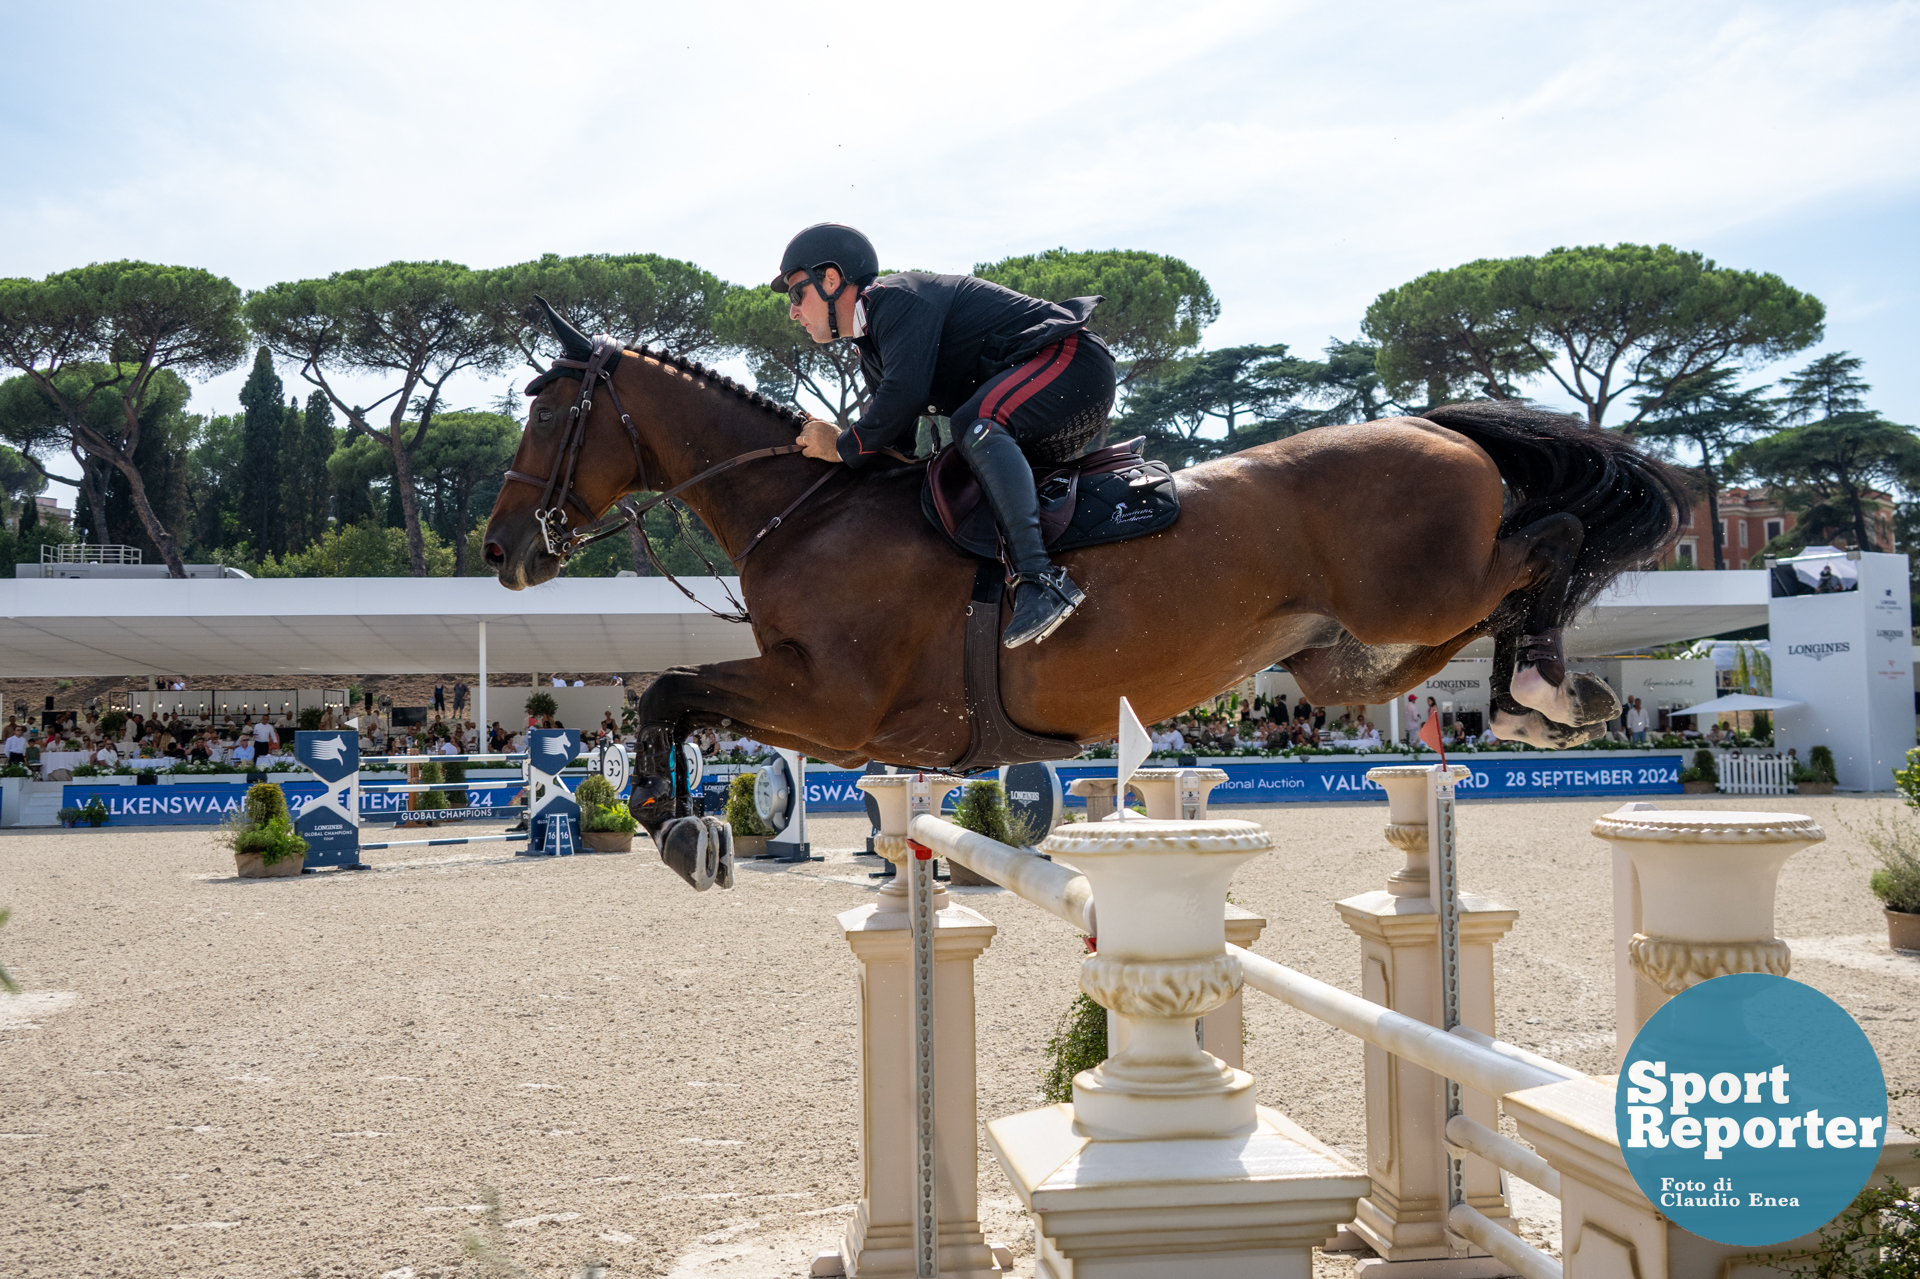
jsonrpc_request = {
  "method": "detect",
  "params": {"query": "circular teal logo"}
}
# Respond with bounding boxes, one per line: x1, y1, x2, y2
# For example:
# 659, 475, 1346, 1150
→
1618, 973, 1887, 1245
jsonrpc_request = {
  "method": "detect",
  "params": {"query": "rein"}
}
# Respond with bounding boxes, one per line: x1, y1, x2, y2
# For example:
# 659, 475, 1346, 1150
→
500, 335, 846, 623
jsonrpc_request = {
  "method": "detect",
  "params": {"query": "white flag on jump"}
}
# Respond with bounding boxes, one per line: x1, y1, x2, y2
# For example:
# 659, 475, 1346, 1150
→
1116, 697, 1151, 806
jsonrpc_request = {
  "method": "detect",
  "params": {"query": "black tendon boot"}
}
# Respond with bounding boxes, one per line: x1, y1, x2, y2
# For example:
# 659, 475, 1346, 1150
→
962, 420, 1087, 648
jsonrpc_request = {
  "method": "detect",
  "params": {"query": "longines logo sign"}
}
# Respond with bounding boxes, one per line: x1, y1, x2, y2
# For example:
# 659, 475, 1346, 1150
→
1787, 641, 1851, 662
1426, 679, 1483, 691
1876, 629, 1907, 642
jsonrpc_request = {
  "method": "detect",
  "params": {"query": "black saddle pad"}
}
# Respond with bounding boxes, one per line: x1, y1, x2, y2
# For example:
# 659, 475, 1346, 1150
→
920, 438, 1180, 560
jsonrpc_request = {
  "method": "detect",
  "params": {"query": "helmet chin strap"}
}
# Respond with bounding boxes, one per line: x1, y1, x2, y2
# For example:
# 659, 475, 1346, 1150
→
809, 268, 852, 341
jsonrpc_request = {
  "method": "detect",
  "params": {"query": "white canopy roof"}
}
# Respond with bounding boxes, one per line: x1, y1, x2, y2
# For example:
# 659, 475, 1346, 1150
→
0, 576, 759, 677
1670, 693, 1802, 717
1456, 569, 1769, 658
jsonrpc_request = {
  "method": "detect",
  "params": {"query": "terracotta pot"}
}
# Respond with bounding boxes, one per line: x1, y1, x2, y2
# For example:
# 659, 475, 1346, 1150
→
235, 852, 304, 878
581, 830, 633, 853
734, 834, 770, 859
1681, 780, 1717, 794
1797, 781, 1835, 795
1888, 908, 1920, 954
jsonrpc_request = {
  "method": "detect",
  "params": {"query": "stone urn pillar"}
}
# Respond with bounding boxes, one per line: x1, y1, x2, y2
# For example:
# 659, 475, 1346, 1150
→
1591, 807, 1825, 1061
1125, 767, 1230, 819
1334, 765, 1517, 1273
836, 773, 1001, 1279
1065, 776, 1119, 822
988, 819, 1368, 1278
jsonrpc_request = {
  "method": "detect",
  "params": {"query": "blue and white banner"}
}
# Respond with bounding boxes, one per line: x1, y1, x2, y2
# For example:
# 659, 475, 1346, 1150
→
783, 754, 1687, 813
294, 731, 360, 866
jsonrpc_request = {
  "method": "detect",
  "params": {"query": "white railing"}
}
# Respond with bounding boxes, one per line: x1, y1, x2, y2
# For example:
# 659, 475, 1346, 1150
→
43, 542, 141, 564
1716, 750, 1795, 795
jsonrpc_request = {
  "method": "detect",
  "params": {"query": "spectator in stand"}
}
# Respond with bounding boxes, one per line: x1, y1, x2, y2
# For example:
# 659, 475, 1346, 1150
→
95, 739, 120, 768
4, 726, 24, 766
453, 681, 468, 714
1626, 697, 1649, 744
433, 681, 446, 714
550, 674, 566, 687
489, 722, 506, 752
232, 737, 256, 767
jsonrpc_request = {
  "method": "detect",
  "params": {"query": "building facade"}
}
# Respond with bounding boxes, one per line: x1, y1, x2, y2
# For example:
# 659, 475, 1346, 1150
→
1658, 486, 1896, 570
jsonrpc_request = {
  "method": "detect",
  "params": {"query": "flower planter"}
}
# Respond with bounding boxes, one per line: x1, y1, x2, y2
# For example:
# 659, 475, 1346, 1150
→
235, 853, 304, 878
581, 831, 633, 853
1887, 908, 1920, 953
1681, 780, 1717, 794
733, 834, 770, 859
1796, 782, 1835, 795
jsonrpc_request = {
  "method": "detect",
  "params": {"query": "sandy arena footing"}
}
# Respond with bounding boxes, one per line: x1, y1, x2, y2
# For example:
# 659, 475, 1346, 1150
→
0, 796, 1915, 1279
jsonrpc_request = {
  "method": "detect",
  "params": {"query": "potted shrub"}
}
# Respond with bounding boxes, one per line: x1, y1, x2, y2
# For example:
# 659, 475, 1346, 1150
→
525, 691, 558, 722
414, 759, 452, 825
948, 778, 1037, 886
724, 772, 774, 858
221, 781, 307, 878
575, 774, 636, 852
98, 710, 127, 741
57, 805, 83, 829
1794, 744, 1838, 795
1679, 748, 1718, 794
1865, 819, 1920, 953
298, 706, 326, 731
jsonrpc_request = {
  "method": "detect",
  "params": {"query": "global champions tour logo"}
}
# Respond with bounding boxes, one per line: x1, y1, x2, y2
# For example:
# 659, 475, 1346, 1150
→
1785, 641, 1851, 662
307, 736, 348, 762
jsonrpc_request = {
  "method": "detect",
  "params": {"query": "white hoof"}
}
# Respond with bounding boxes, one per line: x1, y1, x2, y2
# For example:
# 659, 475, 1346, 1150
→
1491, 706, 1605, 750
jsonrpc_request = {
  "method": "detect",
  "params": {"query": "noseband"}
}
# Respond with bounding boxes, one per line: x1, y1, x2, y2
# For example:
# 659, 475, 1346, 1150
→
499, 334, 829, 569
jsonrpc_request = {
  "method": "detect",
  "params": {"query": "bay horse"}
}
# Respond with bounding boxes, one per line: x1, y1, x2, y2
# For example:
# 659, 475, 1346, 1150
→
484, 313, 1685, 879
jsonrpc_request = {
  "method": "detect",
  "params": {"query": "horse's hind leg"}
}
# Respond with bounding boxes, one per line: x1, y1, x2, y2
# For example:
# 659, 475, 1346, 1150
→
1487, 630, 1609, 748
1497, 514, 1621, 728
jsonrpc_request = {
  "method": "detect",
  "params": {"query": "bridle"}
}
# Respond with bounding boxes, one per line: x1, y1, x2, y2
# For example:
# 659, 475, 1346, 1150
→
499, 333, 844, 612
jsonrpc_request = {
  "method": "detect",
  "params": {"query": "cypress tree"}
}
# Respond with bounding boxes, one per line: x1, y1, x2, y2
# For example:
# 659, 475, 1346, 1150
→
280, 392, 336, 552
237, 348, 285, 557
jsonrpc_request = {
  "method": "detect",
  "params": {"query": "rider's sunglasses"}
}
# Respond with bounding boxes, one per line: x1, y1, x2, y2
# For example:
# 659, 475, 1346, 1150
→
786, 276, 816, 307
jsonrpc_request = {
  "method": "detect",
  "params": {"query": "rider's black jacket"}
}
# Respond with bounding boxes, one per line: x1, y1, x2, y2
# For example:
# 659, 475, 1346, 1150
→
838, 272, 1100, 468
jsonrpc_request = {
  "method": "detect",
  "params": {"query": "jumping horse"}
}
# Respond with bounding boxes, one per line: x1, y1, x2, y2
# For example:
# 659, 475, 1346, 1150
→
483, 306, 1686, 887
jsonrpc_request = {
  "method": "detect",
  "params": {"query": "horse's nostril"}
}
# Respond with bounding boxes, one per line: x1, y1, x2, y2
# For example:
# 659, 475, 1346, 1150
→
484, 541, 505, 567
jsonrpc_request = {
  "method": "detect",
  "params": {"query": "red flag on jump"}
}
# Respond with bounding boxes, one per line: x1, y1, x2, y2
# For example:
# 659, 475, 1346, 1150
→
1418, 707, 1447, 769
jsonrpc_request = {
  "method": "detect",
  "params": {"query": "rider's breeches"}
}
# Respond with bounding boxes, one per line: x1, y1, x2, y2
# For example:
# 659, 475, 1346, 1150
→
953, 331, 1117, 465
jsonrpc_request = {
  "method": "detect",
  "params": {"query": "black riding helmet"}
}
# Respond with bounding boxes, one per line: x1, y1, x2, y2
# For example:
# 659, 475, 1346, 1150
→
770, 223, 879, 340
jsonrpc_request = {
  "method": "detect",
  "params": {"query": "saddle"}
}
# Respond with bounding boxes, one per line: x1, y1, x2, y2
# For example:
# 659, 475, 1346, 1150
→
916, 438, 1183, 772
920, 437, 1180, 560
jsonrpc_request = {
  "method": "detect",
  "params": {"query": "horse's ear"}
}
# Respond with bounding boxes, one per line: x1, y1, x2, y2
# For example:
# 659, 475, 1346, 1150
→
532, 296, 594, 362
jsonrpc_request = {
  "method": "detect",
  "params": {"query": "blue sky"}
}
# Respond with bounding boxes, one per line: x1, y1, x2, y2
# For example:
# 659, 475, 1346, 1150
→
3, 0, 1915, 465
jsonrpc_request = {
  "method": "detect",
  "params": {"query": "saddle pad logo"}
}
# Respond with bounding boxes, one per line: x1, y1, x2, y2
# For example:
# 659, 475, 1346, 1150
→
1108, 500, 1154, 526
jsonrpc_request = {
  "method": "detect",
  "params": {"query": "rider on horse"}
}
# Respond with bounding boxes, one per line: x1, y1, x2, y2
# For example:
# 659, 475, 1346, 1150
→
776, 223, 1115, 648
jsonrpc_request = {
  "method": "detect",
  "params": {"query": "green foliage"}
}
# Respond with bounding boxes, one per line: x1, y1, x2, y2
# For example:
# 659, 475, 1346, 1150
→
70, 763, 105, 777
243, 781, 290, 827
524, 691, 557, 719
716, 285, 868, 424
973, 248, 1219, 389
1730, 355, 1917, 554
0, 907, 17, 994
411, 410, 519, 575
238, 347, 286, 556
1364, 244, 1825, 430
246, 518, 459, 576
1752, 710, 1772, 741
724, 772, 774, 837
82, 797, 107, 826
297, 706, 325, 731
950, 778, 1041, 849
1681, 748, 1719, 785
1862, 817, 1920, 915
1893, 746, 1920, 809
488, 252, 733, 367
416, 760, 449, 811
574, 773, 618, 810
1636, 368, 1776, 569
98, 710, 127, 738
582, 798, 638, 835
1117, 344, 1304, 464
1749, 1177, 1917, 1279
57, 806, 83, 822
244, 260, 512, 576
1809, 745, 1837, 784
1040, 992, 1108, 1104
0, 763, 28, 778
283, 391, 335, 554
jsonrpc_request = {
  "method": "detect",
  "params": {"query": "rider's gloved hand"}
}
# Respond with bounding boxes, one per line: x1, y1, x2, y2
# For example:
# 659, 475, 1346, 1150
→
798, 419, 842, 462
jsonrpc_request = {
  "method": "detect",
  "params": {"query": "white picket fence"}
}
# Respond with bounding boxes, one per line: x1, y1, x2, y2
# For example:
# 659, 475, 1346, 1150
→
1716, 751, 1796, 795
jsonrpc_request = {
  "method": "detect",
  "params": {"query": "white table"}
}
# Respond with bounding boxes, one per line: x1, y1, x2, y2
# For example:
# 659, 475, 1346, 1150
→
38, 751, 92, 778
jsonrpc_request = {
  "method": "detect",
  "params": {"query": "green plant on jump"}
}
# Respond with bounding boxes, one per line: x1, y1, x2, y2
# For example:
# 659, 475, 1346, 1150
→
1040, 989, 1107, 1105
416, 760, 450, 811
724, 772, 774, 837
952, 778, 1023, 845
583, 799, 638, 835
298, 706, 325, 731
524, 691, 558, 720
219, 781, 307, 865
574, 772, 617, 812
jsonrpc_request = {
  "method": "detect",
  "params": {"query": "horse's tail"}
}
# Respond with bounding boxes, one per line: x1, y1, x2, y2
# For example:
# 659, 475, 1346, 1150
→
1420, 400, 1688, 615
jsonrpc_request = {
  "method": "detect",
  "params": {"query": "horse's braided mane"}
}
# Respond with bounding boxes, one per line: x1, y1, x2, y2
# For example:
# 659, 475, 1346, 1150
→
632, 344, 808, 432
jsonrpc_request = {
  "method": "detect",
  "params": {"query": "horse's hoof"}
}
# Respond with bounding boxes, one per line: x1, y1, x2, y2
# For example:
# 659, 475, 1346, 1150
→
1564, 671, 1621, 726
657, 816, 718, 891
1509, 663, 1566, 719
1491, 706, 1605, 749
706, 817, 735, 890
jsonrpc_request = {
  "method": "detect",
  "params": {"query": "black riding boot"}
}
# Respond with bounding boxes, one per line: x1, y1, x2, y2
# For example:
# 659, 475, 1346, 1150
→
961, 420, 1087, 648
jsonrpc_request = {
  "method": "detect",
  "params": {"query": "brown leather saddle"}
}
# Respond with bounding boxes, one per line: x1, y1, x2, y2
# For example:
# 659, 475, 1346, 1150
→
915, 438, 1182, 772
919, 437, 1179, 561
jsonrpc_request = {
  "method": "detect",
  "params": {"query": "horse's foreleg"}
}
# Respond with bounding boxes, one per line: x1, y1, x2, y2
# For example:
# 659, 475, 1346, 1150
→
1487, 630, 1609, 747
1493, 514, 1621, 728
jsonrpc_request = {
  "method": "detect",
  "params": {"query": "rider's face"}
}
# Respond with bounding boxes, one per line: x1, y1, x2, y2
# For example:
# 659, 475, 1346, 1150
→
786, 267, 843, 344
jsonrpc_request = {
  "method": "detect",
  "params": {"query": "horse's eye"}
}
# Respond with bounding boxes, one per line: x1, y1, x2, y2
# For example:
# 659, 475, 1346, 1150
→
536, 408, 554, 425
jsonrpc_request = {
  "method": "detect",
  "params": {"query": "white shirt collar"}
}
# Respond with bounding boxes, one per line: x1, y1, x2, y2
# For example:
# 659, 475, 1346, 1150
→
850, 297, 868, 339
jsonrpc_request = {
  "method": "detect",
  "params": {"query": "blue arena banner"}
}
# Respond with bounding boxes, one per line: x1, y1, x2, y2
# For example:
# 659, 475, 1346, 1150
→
62, 780, 537, 826
786, 754, 1686, 813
